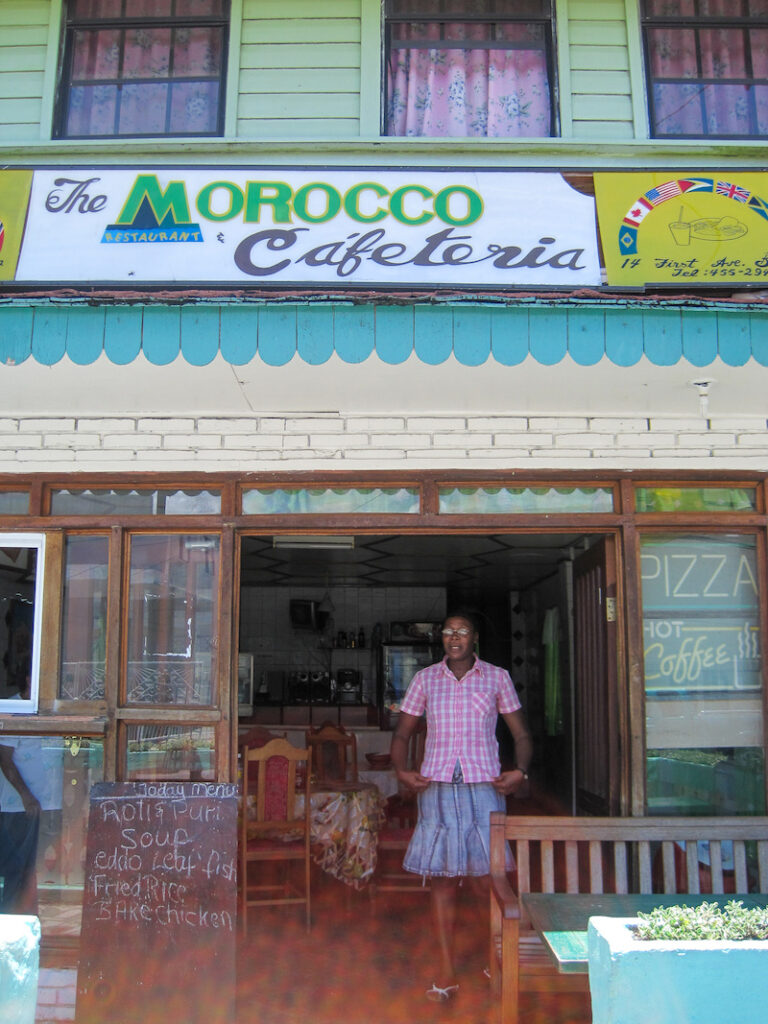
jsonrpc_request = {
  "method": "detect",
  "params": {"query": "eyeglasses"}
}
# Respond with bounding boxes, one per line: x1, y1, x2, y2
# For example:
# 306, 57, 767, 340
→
442, 627, 472, 638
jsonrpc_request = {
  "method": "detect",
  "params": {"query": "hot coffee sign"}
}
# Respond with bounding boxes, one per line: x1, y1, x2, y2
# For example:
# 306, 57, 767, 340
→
641, 537, 760, 697
3, 167, 601, 288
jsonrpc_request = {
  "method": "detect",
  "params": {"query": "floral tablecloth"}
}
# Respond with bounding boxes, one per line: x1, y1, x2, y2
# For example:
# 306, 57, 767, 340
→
358, 768, 399, 800
298, 781, 385, 890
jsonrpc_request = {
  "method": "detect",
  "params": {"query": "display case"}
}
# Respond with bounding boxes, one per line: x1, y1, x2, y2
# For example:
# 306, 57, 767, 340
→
378, 641, 441, 728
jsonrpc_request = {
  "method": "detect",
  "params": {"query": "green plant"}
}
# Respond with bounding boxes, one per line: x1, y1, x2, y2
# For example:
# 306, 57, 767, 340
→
635, 901, 768, 941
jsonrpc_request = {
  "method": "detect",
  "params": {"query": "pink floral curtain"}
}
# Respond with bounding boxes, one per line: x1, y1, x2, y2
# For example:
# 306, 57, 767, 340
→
645, 0, 768, 136
387, 21, 552, 138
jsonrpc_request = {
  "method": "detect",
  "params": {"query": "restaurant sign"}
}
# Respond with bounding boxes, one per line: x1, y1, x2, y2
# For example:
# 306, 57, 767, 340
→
1, 167, 601, 288
595, 171, 768, 287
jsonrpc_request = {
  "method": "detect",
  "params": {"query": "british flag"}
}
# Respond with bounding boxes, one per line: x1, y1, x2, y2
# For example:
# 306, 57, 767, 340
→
716, 180, 751, 202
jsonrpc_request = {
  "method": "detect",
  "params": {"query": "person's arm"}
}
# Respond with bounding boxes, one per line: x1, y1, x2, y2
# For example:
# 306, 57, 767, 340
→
492, 709, 533, 796
389, 711, 431, 792
0, 744, 41, 815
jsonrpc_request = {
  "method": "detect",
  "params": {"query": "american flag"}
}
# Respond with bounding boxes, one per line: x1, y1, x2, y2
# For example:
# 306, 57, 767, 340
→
716, 180, 751, 202
645, 181, 683, 205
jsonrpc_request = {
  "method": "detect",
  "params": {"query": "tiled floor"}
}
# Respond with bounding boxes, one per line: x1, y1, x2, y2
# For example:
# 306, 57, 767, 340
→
235, 872, 592, 1024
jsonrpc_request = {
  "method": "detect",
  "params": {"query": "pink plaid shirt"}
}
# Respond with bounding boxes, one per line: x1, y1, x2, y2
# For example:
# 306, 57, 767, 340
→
399, 656, 522, 783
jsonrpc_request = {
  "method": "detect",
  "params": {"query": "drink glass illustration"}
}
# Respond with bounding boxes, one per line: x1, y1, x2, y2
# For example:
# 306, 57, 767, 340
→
669, 208, 691, 246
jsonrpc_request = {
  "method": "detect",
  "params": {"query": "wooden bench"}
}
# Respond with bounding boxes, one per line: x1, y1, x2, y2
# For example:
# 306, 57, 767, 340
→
489, 814, 768, 1024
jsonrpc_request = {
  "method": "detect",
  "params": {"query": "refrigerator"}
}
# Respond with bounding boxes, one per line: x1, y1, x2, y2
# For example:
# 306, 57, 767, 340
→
378, 641, 441, 728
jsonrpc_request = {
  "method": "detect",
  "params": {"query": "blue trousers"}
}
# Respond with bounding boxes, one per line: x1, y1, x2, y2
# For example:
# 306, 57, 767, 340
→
0, 810, 40, 914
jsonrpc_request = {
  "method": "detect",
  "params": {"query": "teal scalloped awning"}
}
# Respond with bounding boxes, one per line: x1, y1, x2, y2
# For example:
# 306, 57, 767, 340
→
1, 301, 767, 368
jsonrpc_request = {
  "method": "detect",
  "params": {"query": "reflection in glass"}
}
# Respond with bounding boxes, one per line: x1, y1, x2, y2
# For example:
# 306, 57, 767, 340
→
242, 487, 420, 515
125, 724, 215, 781
50, 489, 221, 515
126, 535, 219, 705
635, 486, 756, 512
60, 536, 109, 701
641, 533, 764, 815
0, 492, 30, 515
0, 735, 104, 937
438, 485, 614, 514
647, 747, 764, 816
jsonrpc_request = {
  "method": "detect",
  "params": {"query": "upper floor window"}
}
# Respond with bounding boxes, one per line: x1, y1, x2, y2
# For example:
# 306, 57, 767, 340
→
642, 0, 768, 138
385, 0, 555, 138
55, 0, 229, 139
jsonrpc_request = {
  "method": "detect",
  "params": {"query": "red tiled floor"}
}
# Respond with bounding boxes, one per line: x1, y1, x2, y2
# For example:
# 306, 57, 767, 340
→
235, 872, 592, 1024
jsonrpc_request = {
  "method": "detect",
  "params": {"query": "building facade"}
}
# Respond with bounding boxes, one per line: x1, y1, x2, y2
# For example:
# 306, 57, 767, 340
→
1, 0, 768, 968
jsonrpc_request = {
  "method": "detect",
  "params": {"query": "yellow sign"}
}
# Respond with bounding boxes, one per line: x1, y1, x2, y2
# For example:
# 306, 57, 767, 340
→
594, 172, 768, 287
0, 170, 33, 281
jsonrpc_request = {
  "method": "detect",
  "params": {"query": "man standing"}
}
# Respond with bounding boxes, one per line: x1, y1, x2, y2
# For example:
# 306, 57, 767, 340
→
390, 610, 532, 1002
0, 736, 46, 914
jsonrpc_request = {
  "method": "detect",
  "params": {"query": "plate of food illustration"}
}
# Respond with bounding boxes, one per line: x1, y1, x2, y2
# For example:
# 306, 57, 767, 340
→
689, 215, 747, 241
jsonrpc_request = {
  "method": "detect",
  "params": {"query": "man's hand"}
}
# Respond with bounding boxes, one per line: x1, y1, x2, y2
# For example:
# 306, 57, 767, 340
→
395, 769, 431, 793
491, 769, 527, 796
21, 792, 41, 816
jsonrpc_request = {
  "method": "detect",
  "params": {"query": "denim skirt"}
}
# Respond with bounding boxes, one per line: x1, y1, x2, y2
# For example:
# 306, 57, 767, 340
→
402, 780, 510, 878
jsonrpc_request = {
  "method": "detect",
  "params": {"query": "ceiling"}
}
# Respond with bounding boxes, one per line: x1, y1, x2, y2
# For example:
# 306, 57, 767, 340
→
240, 532, 595, 595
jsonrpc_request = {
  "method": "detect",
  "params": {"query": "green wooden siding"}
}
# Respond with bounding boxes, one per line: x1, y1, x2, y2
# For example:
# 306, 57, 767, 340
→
0, 0, 50, 140
566, 0, 635, 138
0, 0, 691, 148
237, 0, 361, 138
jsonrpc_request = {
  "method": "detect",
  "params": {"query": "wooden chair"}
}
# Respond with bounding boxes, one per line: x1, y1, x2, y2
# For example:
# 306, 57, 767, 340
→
380, 716, 426, 828
369, 717, 428, 903
305, 721, 358, 784
239, 737, 312, 932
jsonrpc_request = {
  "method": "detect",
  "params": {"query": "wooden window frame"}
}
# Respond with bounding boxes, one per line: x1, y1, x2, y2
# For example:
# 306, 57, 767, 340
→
641, 0, 768, 140
383, 0, 558, 139
54, 0, 230, 140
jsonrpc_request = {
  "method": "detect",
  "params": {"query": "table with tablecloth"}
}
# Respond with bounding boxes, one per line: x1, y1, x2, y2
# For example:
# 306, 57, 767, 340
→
358, 768, 399, 800
297, 780, 386, 890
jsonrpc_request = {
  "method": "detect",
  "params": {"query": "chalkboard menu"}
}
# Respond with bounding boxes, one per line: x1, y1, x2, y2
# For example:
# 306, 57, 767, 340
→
76, 781, 238, 1024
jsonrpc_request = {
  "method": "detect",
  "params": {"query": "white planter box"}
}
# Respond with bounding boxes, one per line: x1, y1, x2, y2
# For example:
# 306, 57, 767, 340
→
588, 916, 768, 1024
0, 915, 40, 1024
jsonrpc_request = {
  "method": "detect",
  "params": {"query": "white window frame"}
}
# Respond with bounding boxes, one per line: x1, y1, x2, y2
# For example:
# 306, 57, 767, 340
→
1, 533, 45, 714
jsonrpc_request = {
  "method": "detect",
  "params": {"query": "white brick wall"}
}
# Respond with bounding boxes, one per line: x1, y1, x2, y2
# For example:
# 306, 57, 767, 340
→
0, 414, 767, 472
36, 968, 76, 1023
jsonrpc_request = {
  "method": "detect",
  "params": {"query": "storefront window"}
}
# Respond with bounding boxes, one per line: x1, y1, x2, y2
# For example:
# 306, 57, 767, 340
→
641, 533, 765, 815
51, 489, 221, 515
124, 724, 215, 780
0, 734, 104, 937
60, 536, 109, 701
242, 486, 420, 515
438, 485, 614, 514
0, 534, 45, 713
126, 535, 219, 705
635, 486, 757, 513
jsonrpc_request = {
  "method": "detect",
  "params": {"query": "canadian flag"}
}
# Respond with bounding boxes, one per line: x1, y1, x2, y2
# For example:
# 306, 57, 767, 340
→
622, 197, 653, 228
